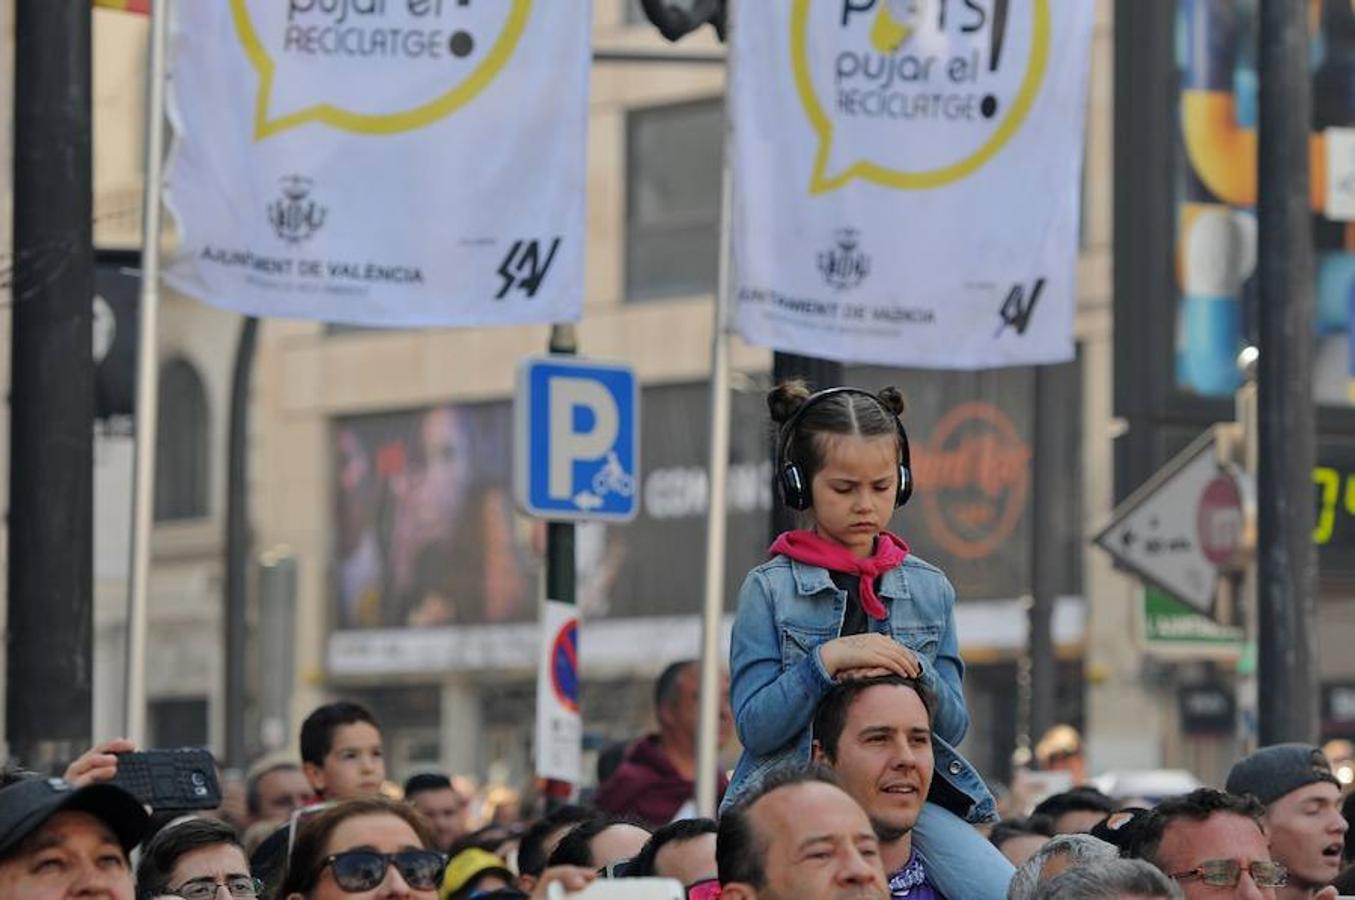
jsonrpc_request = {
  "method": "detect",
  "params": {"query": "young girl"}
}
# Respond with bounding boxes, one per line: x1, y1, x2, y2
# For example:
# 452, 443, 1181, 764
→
726, 381, 1012, 898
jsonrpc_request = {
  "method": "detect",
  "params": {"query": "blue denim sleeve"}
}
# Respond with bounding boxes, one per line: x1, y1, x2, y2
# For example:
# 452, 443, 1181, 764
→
913, 802, 1013, 900
913, 578, 969, 746
729, 569, 835, 756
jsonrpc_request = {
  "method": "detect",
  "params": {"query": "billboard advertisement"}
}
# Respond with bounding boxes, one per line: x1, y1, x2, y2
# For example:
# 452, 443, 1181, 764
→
330, 370, 1078, 639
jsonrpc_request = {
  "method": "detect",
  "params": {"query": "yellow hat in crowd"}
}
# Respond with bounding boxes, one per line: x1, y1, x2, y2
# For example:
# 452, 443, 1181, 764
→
440, 847, 515, 900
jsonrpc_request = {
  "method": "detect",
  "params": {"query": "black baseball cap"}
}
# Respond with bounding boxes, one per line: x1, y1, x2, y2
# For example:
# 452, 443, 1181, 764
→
0, 777, 150, 860
1226, 743, 1341, 806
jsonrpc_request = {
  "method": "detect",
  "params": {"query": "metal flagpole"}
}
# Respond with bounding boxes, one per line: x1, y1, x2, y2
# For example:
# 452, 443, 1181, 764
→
695, 0, 736, 820
123, 0, 171, 745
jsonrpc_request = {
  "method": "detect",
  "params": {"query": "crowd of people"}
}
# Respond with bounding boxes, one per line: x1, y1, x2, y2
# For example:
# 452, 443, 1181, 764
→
5, 383, 1354, 899
3, 675, 1355, 900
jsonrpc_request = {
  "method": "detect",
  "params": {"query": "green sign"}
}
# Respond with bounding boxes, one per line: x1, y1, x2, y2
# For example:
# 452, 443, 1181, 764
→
1143, 587, 1244, 653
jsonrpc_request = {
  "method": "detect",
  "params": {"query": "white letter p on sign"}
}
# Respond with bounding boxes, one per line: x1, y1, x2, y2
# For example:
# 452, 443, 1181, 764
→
548, 377, 618, 501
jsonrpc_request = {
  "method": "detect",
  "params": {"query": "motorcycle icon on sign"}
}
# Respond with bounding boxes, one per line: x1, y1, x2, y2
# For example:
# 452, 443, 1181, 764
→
571, 452, 634, 512
591, 451, 635, 498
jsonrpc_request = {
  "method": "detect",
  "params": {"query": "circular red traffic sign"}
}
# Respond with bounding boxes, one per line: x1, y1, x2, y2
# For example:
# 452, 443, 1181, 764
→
1197, 475, 1245, 568
549, 619, 579, 714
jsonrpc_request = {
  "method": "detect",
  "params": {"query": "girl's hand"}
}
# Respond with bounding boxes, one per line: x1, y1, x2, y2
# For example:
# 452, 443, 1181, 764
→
836, 666, 896, 681
820, 634, 920, 679
531, 865, 595, 899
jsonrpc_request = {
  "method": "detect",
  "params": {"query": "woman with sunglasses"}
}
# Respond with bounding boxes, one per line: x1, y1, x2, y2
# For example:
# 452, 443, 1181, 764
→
279, 797, 448, 900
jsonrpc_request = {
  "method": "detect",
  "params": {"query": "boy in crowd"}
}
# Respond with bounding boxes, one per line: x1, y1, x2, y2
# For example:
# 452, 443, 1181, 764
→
299, 700, 386, 800
1227, 744, 1348, 900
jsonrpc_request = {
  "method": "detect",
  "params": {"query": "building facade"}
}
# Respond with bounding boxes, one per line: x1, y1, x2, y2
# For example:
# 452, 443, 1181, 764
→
0, 1, 1214, 796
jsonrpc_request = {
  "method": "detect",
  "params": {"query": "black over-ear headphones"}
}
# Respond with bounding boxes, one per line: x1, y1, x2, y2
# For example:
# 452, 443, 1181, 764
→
777, 387, 913, 511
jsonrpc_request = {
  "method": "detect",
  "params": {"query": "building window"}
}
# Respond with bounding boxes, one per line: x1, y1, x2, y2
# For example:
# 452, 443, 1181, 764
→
155, 358, 209, 521
625, 98, 724, 301
149, 697, 209, 748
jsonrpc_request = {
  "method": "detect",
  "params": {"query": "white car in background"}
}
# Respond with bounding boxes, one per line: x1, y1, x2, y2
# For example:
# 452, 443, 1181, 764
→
1092, 769, 1204, 805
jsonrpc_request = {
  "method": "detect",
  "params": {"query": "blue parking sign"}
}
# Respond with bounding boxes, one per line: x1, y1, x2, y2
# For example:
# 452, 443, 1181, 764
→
515, 356, 639, 522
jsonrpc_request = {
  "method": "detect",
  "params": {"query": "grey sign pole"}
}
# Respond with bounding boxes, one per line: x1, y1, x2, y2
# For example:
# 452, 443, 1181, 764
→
7, 0, 96, 770
1255, 0, 1318, 745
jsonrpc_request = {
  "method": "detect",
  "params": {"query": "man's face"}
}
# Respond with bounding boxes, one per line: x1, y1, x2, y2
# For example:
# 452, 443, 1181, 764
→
253, 767, 314, 824
816, 684, 934, 841
408, 786, 467, 852
736, 781, 887, 900
0, 811, 134, 900
305, 721, 386, 799
164, 843, 251, 900
1154, 812, 1277, 900
660, 666, 734, 750
1263, 782, 1348, 889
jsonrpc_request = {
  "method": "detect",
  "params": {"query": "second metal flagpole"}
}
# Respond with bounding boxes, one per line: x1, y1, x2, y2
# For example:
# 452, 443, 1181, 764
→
695, 0, 736, 820
123, 0, 171, 745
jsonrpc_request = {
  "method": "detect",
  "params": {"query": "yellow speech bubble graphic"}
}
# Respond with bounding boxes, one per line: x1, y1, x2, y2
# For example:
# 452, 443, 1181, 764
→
229, 0, 532, 140
791, 0, 1050, 194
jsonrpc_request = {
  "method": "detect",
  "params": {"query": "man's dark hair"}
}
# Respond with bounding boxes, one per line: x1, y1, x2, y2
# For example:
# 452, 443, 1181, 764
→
1343, 790, 1355, 864
1031, 786, 1116, 823
654, 660, 695, 711
403, 772, 452, 799
630, 817, 717, 877
547, 815, 648, 869
518, 805, 596, 879
717, 764, 842, 888
811, 675, 933, 761
245, 761, 302, 818
446, 823, 522, 861
1131, 789, 1266, 866
135, 817, 243, 900
299, 700, 379, 767
989, 815, 1055, 853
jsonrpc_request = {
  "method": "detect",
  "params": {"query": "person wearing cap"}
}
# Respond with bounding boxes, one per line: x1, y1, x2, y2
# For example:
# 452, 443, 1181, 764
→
0, 776, 150, 900
441, 847, 517, 900
1226, 743, 1349, 900
1036, 725, 1088, 786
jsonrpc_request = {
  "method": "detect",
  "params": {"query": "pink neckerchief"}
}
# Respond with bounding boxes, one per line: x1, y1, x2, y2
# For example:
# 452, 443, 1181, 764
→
768, 530, 909, 620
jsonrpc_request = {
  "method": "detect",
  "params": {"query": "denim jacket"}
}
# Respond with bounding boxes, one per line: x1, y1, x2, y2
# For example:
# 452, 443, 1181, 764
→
724, 552, 996, 825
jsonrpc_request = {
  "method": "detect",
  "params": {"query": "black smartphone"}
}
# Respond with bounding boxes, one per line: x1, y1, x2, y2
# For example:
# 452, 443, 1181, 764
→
107, 748, 222, 811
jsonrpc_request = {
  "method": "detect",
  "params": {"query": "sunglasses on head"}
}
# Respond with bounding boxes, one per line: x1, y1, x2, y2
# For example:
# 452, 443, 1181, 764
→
597, 857, 634, 879
286, 801, 336, 858
319, 849, 448, 892
1169, 859, 1287, 889
687, 878, 722, 900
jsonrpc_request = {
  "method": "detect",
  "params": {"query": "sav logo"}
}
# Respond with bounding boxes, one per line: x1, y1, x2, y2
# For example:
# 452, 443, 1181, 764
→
915, 401, 1030, 560
267, 175, 328, 244
229, 0, 533, 139
995, 277, 1044, 337
791, 0, 1050, 193
817, 227, 872, 290
496, 237, 561, 299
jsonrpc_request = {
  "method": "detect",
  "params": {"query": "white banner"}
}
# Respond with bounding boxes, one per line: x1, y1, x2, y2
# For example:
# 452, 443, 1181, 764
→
164, 0, 589, 326
732, 0, 1093, 368
534, 599, 581, 783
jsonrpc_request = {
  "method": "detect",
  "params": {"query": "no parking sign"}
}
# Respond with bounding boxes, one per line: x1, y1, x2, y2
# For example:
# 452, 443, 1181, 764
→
535, 600, 581, 782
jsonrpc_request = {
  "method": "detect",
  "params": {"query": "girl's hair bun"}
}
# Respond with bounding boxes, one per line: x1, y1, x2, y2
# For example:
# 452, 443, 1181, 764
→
876, 386, 907, 417
767, 379, 812, 425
